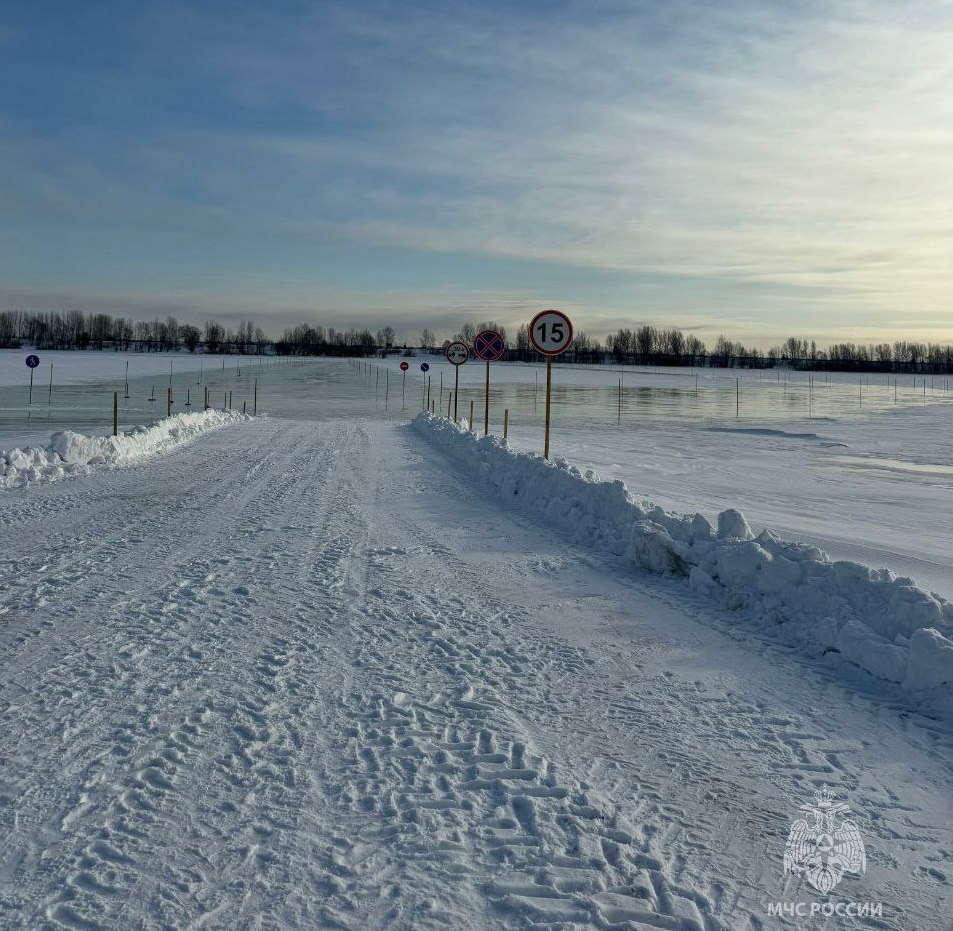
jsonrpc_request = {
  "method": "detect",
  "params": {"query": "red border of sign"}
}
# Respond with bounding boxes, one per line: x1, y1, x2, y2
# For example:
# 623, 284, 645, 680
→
445, 340, 470, 365
473, 329, 505, 362
399, 361, 409, 370
528, 309, 573, 356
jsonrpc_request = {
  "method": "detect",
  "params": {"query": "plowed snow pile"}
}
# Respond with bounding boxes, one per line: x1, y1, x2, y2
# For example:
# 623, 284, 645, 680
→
1, 410, 249, 489
414, 413, 953, 719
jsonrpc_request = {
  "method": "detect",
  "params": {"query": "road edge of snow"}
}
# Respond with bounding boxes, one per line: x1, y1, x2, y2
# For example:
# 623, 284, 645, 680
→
412, 413, 953, 721
1, 410, 252, 489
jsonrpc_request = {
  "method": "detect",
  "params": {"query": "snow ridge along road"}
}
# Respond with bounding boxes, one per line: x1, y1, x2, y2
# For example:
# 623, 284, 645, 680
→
1, 418, 950, 929
412, 413, 953, 722
0, 409, 250, 489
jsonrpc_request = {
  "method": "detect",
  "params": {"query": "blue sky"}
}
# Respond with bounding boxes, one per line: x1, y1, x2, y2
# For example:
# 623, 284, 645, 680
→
1, 0, 951, 345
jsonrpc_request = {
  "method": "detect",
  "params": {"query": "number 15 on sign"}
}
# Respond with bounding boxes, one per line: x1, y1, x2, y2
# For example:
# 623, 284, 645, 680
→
528, 309, 573, 459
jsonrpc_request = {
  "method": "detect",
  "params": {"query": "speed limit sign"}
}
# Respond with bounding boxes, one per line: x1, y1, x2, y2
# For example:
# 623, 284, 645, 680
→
529, 309, 573, 356
529, 308, 574, 460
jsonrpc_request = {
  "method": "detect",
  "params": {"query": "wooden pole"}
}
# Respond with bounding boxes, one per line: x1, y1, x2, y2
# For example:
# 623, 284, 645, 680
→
504, 408, 509, 440
186, 387, 191, 407
125, 360, 129, 398
28, 368, 34, 405
543, 357, 553, 459
48, 364, 54, 404
113, 391, 118, 437
736, 378, 740, 418
427, 376, 431, 411
447, 392, 452, 419
167, 386, 172, 417
254, 378, 258, 415
469, 399, 474, 432
484, 360, 490, 436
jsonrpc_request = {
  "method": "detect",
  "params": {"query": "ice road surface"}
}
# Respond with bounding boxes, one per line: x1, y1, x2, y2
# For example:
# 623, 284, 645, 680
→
1, 417, 951, 930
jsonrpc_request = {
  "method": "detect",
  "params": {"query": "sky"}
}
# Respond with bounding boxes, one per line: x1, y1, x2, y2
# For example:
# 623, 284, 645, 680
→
1, 0, 951, 347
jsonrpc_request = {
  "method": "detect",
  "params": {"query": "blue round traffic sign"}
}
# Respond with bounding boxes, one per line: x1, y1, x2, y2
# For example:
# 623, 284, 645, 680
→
25, 354, 40, 368
420, 362, 430, 372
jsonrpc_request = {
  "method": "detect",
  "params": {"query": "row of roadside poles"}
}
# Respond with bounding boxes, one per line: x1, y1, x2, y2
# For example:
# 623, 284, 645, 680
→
406, 309, 573, 461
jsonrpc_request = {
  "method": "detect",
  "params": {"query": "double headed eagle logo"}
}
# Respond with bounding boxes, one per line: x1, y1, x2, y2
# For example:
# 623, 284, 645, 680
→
784, 788, 866, 894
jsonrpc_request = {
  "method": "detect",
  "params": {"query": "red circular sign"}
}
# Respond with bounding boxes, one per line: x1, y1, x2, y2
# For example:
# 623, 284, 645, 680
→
528, 309, 573, 356
473, 330, 506, 362
399, 361, 409, 371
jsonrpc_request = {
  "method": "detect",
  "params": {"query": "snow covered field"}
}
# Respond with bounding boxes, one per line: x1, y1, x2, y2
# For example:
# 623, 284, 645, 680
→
1, 354, 951, 929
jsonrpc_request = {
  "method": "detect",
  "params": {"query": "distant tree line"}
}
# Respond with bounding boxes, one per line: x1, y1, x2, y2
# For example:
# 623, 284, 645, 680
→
0, 310, 270, 354
2, 309, 951, 373
275, 324, 391, 356
597, 327, 953, 374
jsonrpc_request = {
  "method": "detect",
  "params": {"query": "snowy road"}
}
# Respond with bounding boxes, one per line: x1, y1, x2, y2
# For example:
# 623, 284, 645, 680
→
1, 419, 951, 929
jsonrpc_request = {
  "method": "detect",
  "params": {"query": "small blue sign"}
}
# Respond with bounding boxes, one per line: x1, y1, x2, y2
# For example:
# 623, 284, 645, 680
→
25, 354, 40, 368
420, 362, 430, 372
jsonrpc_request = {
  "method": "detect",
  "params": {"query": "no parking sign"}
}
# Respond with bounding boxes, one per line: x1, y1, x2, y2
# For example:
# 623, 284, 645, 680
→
474, 330, 505, 435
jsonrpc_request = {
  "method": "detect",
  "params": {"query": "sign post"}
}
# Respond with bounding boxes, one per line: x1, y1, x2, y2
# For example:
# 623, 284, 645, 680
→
528, 309, 573, 459
473, 330, 505, 436
445, 341, 469, 420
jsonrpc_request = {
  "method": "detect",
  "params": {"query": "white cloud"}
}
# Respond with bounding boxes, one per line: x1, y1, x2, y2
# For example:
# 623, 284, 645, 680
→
2, 0, 952, 343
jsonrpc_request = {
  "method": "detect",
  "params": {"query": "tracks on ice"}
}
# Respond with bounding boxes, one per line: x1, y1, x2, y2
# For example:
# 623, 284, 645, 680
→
1, 418, 950, 930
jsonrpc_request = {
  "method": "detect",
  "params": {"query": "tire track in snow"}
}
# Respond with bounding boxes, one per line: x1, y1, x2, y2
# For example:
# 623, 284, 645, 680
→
296, 425, 721, 931
2, 422, 352, 928
3, 418, 950, 929
400, 425, 953, 929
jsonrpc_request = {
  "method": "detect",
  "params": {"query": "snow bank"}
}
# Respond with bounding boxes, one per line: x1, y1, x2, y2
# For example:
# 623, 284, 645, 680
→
1, 410, 250, 489
413, 414, 953, 719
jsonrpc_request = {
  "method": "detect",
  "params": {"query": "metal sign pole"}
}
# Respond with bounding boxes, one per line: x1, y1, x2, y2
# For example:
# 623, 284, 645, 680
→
28, 368, 34, 405
544, 356, 553, 459
484, 360, 490, 436
454, 366, 460, 421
